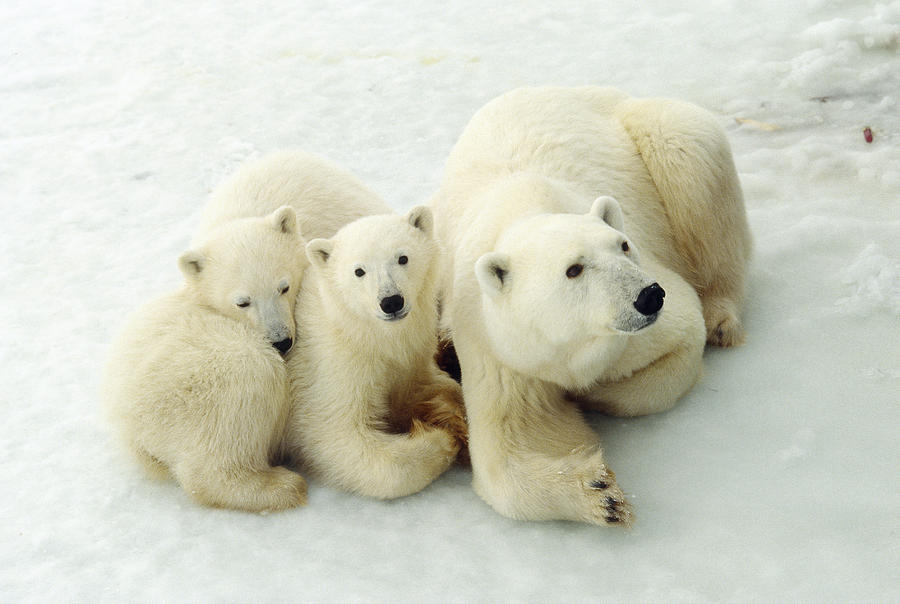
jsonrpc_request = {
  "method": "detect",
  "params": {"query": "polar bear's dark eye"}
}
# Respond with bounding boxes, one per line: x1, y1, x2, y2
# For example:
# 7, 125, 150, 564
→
355, 268, 366, 278
280, 285, 290, 295
566, 264, 584, 279
621, 241, 630, 253
398, 255, 408, 265
236, 299, 251, 308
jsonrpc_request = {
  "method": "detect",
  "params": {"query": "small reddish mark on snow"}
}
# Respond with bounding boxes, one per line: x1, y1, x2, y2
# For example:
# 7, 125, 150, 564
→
863, 127, 874, 143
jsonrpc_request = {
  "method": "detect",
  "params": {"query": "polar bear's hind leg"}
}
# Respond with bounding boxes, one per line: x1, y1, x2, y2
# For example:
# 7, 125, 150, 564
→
616, 97, 752, 346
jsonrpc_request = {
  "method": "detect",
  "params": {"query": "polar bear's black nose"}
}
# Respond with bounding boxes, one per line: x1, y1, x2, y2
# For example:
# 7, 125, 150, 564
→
380, 294, 405, 314
634, 283, 665, 316
273, 337, 293, 355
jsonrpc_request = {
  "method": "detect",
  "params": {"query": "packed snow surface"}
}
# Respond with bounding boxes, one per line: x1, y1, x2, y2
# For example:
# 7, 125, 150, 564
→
2, 1, 898, 602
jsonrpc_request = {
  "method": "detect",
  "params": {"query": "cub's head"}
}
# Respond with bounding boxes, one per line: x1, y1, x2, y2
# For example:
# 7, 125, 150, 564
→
306, 206, 436, 323
178, 206, 307, 355
474, 196, 664, 388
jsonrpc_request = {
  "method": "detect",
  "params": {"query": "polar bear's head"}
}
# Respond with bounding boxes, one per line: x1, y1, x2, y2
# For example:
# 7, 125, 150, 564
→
178, 206, 306, 355
305, 206, 436, 323
474, 196, 665, 388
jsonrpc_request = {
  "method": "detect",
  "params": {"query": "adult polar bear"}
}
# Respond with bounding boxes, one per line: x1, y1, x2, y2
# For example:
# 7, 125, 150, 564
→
430, 86, 751, 525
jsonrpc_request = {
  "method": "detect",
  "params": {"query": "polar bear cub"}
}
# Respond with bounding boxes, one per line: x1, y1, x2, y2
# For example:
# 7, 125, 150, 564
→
284, 206, 465, 499
195, 150, 393, 242
104, 207, 308, 512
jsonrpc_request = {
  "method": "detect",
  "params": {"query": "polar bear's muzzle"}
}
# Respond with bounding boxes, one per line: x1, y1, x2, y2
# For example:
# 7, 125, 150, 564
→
614, 282, 665, 333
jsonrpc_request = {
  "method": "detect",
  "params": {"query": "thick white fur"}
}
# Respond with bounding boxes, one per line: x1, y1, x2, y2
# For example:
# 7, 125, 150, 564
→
104, 208, 309, 512
195, 150, 392, 242
198, 150, 465, 499
284, 208, 465, 499
430, 86, 751, 524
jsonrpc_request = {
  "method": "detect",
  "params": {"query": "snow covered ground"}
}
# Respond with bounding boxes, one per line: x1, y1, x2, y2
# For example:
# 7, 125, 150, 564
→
2, 1, 898, 601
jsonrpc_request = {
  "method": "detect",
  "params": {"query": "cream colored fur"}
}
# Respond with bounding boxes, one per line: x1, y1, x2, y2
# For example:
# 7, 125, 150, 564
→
284, 208, 464, 499
430, 86, 751, 525
195, 150, 392, 242
104, 208, 309, 512
198, 150, 465, 499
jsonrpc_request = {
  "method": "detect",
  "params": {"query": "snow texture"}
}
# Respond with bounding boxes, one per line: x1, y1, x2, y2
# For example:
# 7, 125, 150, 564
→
1, 1, 898, 602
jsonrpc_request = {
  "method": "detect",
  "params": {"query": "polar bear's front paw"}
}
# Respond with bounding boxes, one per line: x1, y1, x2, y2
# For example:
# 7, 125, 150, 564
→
584, 466, 633, 526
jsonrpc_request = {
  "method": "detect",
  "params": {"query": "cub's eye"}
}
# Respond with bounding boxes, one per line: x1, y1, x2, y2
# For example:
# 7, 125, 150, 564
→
236, 300, 251, 308
398, 255, 408, 265
621, 241, 630, 253
280, 285, 290, 295
565, 264, 584, 279
354, 268, 366, 277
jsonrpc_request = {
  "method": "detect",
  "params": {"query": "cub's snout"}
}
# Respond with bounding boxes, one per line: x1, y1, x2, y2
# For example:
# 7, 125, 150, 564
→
273, 337, 293, 355
380, 294, 404, 314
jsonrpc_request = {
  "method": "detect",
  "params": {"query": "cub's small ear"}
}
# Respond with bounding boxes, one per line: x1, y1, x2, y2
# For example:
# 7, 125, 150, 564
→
178, 250, 206, 281
589, 195, 625, 232
406, 205, 433, 236
475, 252, 511, 297
306, 238, 334, 269
269, 205, 299, 235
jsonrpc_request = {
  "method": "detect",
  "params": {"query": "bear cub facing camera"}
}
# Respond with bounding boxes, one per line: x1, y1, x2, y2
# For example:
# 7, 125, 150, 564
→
103, 207, 308, 512
283, 205, 466, 499
195, 149, 465, 500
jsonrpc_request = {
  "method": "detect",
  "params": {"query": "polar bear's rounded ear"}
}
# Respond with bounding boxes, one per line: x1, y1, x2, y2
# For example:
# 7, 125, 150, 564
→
269, 205, 300, 236
306, 238, 334, 269
178, 249, 206, 281
589, 196, 625, 232
475, 252, 511, 297
406, 205, 433, 236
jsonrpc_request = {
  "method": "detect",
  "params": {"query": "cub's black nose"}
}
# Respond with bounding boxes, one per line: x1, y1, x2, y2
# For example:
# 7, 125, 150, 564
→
634, 283, 665, 316
380, 294, 405, 314
273, 337, 293, 355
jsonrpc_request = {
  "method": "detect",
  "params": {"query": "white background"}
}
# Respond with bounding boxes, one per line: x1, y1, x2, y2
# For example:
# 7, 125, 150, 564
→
2, 1, 898, 601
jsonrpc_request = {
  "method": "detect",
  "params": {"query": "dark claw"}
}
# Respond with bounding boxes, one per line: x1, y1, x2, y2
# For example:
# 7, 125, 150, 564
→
605, 496, 619, 510
606, 515, 621, 523
590, 480, 609, 490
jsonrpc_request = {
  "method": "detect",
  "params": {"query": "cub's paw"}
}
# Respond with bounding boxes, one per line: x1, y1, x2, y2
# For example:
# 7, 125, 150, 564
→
264, 466, 308, 510
409, 385, 469, 452
410, 419, 460, 459
427, 392, 468, 445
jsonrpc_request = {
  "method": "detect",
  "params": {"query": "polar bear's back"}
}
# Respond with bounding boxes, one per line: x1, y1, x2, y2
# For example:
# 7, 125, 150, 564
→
198, 150, 393, 242
442, 87, 652, 199
435, 87, 681, 270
